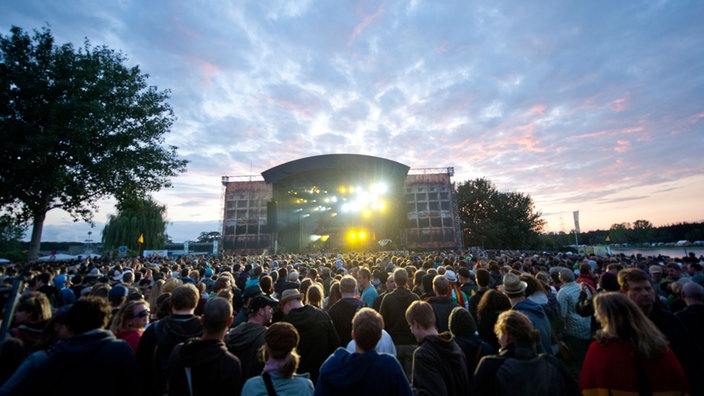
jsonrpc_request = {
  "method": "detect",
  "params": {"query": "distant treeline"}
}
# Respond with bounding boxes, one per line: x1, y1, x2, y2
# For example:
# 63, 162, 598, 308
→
541, 221, 704, 247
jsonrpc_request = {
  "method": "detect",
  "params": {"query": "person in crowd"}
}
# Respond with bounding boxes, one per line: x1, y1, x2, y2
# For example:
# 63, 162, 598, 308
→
427, 275, 459, 332
500, 273, 553, 354
166, 297, 242, 395
327, 275, 365, 346
556, 267, 592, 371
580, 292, 689, 395
476, 289, 512, 352
448, 306, 494, 386
405, 301, 469, 396
411, 269, 426, 297
5, 296, 138, 395
240, 322, 315, 396
324, 280, 341, 311
280, 287, 339, 383
52, 274, 76, 307
457, 267, 477, 300
472, 310, 578, 396
227, 293, 278, 380
136, 284, 203, 396
305, 282, 324, 309
110, 299, 150, 353
315, 308, 412, 396
373, 271, 396, 312
468, 268, 491, 320
358, 267, 378, 308
380, 267, 421, 379
675, 281, 704, 353
618, 267, 702, 395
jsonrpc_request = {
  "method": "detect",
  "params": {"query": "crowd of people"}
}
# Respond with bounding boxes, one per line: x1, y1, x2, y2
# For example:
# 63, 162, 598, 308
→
0, 247, 702, 395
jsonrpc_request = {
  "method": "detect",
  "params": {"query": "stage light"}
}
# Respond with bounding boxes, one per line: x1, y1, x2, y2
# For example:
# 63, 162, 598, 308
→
370, 182, 388, 195
320, 235, 329, 242
362, 209, 372, 219
359, 231, 367, 240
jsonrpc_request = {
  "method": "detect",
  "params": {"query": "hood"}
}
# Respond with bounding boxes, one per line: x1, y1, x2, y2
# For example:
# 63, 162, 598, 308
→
155, 315, 203, 347
421, 332, 459, 354
513, 299, 547, 319
178, 339, 228, 367
226, 322, 266, 351
317, 348, 381, 386
50, 329, 115, 366
527, 292, 548, 306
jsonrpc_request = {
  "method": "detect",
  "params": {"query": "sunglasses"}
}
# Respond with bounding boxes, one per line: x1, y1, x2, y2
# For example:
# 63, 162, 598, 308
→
130, 309, 149, 319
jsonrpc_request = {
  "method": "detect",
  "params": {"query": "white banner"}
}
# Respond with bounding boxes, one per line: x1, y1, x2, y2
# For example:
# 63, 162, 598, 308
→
573, 210, 580, 234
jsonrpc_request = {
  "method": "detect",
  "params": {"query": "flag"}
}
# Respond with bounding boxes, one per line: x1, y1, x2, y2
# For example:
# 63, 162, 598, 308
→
573, 211, 580, 234
138, 234, 144, 244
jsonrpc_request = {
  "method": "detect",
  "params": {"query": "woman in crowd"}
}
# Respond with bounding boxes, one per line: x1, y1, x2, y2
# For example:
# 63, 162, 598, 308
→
305, 283, 324, 309
472, 310, 578, 395
579, 292, 689, 395
110, 299, 150, 353
324, 280, 341, 311
241, 322, 315, 396
475, 289, 511, 351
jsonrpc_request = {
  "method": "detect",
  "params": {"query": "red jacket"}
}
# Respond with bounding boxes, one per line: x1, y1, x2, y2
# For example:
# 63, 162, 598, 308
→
580, 340, 689, 396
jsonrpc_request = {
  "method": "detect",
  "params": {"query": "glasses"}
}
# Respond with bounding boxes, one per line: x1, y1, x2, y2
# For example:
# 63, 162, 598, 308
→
130, 309, 149, 318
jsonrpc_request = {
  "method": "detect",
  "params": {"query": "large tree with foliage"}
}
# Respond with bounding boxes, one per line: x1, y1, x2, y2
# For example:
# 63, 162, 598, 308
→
456, 177, 545, 249
102, 196, 167, 253
0, 26, 187, 260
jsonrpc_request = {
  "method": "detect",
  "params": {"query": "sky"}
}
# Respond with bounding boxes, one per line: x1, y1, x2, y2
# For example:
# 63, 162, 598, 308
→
2, 0, 703, 243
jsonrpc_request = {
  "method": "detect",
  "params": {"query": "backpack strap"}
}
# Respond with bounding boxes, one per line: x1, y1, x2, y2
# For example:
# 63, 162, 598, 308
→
262, 372, 277, 396
184, 367, 194, 396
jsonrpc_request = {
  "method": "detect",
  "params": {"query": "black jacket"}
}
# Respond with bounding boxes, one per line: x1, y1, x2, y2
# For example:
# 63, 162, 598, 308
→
412, 332, 469, 396
427, 296, 459, 333
472, 344, 578, 396
284, 305, 339, 384
226, 322, 267, 380
327, 297, 365, 346
379, 288, 420, 345
167, 338, 242, 396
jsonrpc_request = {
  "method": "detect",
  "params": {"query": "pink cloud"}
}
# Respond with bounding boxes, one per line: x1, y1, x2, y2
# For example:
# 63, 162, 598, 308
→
348, 3, 385, 46
257, 94, 311, 117
195, 58, 220, 85
614, 140, 631, 152
571, 126, 643, 140
527, 104, 546, 116
609, 97, 628, 112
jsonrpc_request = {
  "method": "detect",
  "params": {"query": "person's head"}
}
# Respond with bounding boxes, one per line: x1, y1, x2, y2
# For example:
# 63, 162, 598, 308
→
494, 310, 539, 349
386, 272, 396, 291
260, 275, 273, 294
358, 267, 372, 289
352, 308, 383, 352
578, 263, 592, 276
263, 322, 300, 378
558, 268, 575, 284
449, 306, 477, 338
393, 267, 409, 288
339, 275, 357, 295
618, 268, 656, 314
500, 273, 527, 299
247, 295, 277, 324
405, 300, 436, 336
65, 296, 112, 334
682, 282, 704, 306
305, 283, 324, 308
212, 277, 231, 293
328, 280, 342, 307
202, 297, 233, 334
665, 262, 681, 280
14, 291, 52, 324
170, 284, 199, 312
122, 271, 134, 284
593, 292, 668, 359
110, 299, 150, 334
476, 289, 512, 321
475, 268, 491, 288
279, 288, 304, 314
432, 275, 450, 296
520, 273, 546, 297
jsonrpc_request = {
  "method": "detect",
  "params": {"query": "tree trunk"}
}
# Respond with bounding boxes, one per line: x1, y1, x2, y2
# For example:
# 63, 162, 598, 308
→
28, 209, 48, 261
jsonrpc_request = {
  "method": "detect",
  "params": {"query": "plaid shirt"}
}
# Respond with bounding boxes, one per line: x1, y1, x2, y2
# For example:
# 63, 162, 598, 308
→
557, 281, 592, 339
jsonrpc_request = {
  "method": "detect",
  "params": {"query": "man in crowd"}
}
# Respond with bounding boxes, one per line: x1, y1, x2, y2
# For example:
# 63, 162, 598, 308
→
380, 267, 420, 379
137, 284, 203, 396
358, 267, 378, 308
327, 275, 365, 346
500, 273, 553, 354
280, 287, 339, 383
406, 301, 469, 396
427, 275, 458, 332
467, 268, 491, 321
315, 308, 413, 396
227, 293, 278, 380
167, 297, 242, 395
556, 267, 592, 373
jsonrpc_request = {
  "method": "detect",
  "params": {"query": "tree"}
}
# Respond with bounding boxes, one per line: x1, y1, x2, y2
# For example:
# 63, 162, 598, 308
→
456, 177, 545, 249
196, 231, 221, 243
0, 26, 187, 260
632, 219, 654, 244
608, 222, 631, 244
102, 196, 167, 253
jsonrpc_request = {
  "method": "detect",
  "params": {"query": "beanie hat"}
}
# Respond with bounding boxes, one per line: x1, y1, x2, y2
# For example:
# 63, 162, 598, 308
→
449, 306, 477, 336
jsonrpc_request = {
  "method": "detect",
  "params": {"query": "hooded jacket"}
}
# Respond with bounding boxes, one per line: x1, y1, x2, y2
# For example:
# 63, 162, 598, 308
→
136, 314, 203, 396
512, 299, 553, 354
327, 297, 365, 346
15, 329, 137, 396
427, 296, 459, 333
284, 305, 339, 383
412, 332, 470, 396
314, 348, 412, 396
226, 321, 267, 379
167, 338, 242, 396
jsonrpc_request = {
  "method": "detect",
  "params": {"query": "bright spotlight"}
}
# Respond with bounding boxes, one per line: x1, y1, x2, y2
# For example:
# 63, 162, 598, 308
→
371, 183, 388, 195
359, 231, 367, 240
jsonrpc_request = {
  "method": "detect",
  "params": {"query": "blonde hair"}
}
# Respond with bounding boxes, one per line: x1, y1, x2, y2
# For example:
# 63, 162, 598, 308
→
305, 283, 324, 308
593, 292, 668, 359
494, 310, 539, 346
162, 277, 183, 294
148, 279, 165, 312
110, 299, 149, 333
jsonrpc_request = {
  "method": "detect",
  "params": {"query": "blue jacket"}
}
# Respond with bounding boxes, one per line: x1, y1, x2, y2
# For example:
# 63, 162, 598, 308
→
315, 348, 412, 396
512, 299, 553, 354
242, 370, 314, 396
